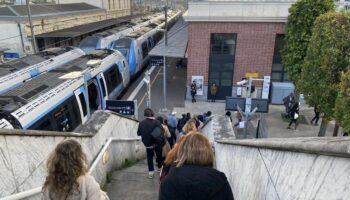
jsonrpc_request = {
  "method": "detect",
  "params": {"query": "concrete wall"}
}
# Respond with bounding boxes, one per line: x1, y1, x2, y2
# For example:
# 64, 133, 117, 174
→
0, 22, 31, 56
215, 137, 350, 200
185, 0, 295, 22
0, 111, 145, 199
59, 0, 130, 11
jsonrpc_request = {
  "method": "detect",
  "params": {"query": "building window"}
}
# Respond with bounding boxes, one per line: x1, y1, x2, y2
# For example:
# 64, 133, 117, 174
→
210, 33, 236, 55
208, 33, 236, 100
271, 34, 289, 82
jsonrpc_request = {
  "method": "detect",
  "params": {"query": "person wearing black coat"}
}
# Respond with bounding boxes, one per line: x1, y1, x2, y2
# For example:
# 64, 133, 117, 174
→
137, 108, 164, 178
159, 132, 234, 200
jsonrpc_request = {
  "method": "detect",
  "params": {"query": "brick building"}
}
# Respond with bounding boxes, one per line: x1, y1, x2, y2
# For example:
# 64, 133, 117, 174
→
184, 0, 295, 100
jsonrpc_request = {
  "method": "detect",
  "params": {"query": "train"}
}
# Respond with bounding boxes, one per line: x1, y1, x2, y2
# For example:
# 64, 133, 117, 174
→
0, 49, 129, 131
0, 10, 182, 131
78, 13, 165, 54
0, 47, 85, 94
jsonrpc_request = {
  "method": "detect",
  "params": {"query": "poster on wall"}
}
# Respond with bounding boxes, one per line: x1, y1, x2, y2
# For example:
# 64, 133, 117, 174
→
191, 76, 204, 96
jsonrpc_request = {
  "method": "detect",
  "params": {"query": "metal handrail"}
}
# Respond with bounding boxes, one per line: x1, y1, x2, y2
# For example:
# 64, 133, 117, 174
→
0, 137, 141, 200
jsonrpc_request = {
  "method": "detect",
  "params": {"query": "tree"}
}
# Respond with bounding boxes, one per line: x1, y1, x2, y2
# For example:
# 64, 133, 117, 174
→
301, 12, 350, 136
282, 0, 334, 86
335, 71, 350, 134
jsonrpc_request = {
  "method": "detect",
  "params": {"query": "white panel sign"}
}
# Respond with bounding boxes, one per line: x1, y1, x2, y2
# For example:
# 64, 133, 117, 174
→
262, 76, 271, 99
191, 76, 204, 96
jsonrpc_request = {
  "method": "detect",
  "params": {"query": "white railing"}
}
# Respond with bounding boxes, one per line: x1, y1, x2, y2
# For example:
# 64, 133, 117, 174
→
0, 137, 141, 200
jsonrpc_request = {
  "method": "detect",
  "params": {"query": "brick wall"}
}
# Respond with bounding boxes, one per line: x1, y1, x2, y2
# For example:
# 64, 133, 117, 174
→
187, 22, 285, 86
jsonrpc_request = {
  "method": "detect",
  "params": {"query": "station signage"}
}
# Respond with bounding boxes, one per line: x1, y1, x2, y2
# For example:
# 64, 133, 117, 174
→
150, 56, 164, 66
106, 100, 136, 115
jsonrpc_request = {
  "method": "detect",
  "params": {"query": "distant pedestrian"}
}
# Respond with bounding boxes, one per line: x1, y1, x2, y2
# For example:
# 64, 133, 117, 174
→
159, 132, 234, 200
42, 139, 109, 200
311, 105, 320, 126
167, 112, 177, 148
190, 81, 197, 103
186, 112, 191, 121
287, 103, 299, 130
203, 111, 212, 123
226, 111, 232, 122
137, 108, 164, 179
209, 82, 218, 102
177, 114, 187, 132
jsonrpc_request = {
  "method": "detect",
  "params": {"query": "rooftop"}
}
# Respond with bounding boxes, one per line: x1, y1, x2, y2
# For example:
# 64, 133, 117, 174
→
0, 3, 104, 22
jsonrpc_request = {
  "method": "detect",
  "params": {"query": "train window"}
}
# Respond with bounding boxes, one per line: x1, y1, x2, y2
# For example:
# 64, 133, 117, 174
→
52, 97, 81, 132
104, 65, 122, 94
79, 93, 87, 116
88, 82, 100, 112
28, 115, 54, 131
141, 42, 148, 59
99, 78, 106, 97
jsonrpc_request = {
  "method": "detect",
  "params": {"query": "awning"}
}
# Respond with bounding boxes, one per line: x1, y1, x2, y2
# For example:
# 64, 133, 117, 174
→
149, 16, 188, 58
36, 14, 142, 38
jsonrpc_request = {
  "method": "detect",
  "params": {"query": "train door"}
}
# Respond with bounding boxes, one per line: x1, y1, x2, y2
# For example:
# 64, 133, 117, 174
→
74, 87, 88, 124
147, 37, 154, 49
87, 79, 101, 112
96, 73, 108, 110
117, 61, 130, 87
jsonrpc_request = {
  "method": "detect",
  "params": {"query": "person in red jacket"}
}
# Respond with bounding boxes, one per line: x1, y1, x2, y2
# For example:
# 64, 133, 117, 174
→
159, 132, 234, 200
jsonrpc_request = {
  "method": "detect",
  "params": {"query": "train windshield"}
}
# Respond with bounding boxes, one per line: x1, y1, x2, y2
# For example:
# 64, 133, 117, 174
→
115, 47, 129, 58
79, 37, 99, 48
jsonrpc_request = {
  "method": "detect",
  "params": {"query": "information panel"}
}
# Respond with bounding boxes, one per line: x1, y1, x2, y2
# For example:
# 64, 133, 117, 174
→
106, 100, 136, 115
150, 56, 164, 66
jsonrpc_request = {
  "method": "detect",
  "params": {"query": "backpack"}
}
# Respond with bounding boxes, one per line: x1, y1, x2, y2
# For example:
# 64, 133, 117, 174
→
151, 123, 166, 147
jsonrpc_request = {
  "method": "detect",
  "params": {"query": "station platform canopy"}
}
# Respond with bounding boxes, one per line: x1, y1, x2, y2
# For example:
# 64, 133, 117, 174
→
149, 16, 188, 58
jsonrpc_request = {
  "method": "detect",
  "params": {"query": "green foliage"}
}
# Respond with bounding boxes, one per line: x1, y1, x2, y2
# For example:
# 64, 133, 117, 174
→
335, 71, 350, 133
301, 12, 350, 120
282, 0, 334, 86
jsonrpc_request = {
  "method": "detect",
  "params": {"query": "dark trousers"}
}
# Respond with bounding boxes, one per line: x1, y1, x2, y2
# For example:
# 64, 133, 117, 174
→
168, 127, 176, 148
146, 145, 163, 172
191, 93, 196, 102
289, 119, 298, 129
311, 114, 320, 124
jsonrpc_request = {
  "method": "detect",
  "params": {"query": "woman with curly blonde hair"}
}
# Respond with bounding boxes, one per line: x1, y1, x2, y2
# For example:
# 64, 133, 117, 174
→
42, 139, 109, 200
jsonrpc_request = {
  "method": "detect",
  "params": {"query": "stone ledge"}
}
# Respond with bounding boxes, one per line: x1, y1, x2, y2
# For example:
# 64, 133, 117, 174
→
217, 137, 350, 158
0, 128, 91, 137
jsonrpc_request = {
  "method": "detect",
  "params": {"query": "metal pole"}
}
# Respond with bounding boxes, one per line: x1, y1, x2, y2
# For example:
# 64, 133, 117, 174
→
26, 0, 37, 53
163, 55, 167, 110
165, 0, 168, 46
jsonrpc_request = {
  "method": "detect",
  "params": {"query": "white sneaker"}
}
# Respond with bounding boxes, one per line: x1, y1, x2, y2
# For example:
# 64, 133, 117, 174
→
148, 171, 154, 179
156, 167, 161, 172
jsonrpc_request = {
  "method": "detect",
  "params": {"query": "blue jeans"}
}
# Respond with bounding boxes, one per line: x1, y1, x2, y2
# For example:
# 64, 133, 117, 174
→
146, 145, 163, 172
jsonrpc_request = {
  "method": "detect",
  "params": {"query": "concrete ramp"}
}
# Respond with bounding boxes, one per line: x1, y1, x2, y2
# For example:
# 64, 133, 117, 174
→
0, 111, 145, 199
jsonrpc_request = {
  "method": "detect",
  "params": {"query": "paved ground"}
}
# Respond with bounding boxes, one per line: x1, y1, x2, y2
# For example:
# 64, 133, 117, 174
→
106, 160, 160, 200
121, 57, 186, 120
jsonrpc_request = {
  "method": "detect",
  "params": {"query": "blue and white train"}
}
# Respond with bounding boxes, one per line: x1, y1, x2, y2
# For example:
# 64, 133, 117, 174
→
0, 10, 182, 131
0, 49, 129, 131
78, 13, 165, 54
0, 47, 85, 94
112, 10, 181, 77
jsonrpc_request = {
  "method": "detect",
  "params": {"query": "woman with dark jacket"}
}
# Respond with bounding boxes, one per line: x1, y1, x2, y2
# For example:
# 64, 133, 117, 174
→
159, 132, 234, 200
